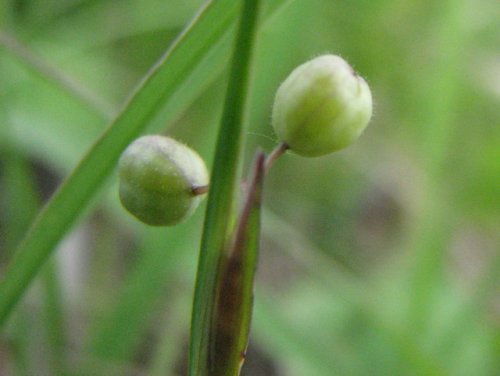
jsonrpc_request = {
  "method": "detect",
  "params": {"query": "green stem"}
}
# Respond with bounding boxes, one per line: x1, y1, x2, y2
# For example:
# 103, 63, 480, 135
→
211, 152, 265, 376
188, 1, 262, 375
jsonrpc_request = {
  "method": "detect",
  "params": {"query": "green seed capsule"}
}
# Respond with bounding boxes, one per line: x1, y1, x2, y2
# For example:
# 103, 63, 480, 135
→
118, 135, 209, 226
272, 54, 372, 157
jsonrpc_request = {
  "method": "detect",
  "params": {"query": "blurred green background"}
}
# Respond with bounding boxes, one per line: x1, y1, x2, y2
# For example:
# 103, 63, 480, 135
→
0, 0, 499, 375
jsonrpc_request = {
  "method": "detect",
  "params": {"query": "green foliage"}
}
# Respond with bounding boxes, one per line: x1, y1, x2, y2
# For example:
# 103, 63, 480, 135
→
188, 1, 263, 375
0, 0, 498, 375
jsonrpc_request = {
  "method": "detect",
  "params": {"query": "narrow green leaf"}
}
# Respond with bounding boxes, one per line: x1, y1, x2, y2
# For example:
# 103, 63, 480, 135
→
211, 152, 265, 376
0, 0, 296, 361
1, 136, 67, 375
1, 144, 39, 253
1, 141, 39, 375
0, 0, 241, 327
406, 0, 465, 334
0, 32, 114, 119
188, 1, 263, 374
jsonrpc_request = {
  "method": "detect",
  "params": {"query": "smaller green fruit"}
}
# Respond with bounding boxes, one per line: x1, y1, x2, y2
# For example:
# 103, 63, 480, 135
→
272, 54, 372, 157
118, 135, 209, 226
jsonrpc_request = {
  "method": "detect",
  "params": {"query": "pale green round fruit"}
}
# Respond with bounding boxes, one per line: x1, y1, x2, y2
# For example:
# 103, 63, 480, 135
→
272, 54, 372, 157
118, 135, 209, 226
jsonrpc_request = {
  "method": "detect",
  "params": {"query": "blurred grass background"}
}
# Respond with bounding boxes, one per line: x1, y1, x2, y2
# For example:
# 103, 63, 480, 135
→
0, 0, 499, 375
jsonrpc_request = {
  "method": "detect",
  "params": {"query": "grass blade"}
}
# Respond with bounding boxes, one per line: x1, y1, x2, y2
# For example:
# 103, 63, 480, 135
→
0, 0, 242, 327
0, 32, 114, 119
211, 152, 265, 375
406, 0, 465, 334
188, 1, 262, 374
1, 135, 67, 374
86, 0, 296, 365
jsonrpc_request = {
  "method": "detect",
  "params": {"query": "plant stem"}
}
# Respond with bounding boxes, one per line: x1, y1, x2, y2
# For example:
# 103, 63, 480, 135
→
264, 142, 289, 174
192, 185, 210, 195
188, 1, 262, 375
